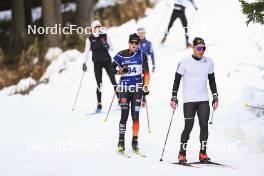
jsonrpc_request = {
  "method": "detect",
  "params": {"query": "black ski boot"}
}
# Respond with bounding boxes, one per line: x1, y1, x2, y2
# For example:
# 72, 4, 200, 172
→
118, 139, 125, 153
178, 150, 187, 164
199, 150, 211, 163
132, 136, 139, 152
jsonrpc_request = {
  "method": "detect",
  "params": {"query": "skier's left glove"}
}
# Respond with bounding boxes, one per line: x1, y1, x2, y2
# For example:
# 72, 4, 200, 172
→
170, 97, 178, 110
212, 93, 219, 111
142, 86, 149, 96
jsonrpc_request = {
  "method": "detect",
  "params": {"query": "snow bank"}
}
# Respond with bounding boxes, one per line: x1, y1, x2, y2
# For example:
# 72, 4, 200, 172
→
95, 0, 117, 9
41, 49, 81, 82
44, 48, 63, 62
1, 49, 81, 96
1, 77, 37, 95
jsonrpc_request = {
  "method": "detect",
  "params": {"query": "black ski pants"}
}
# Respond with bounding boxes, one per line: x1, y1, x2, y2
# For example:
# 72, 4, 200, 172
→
180, 101, 210, 153
166, 9, 189, 44
94, 61, 117, 103
118, 89, 143, 140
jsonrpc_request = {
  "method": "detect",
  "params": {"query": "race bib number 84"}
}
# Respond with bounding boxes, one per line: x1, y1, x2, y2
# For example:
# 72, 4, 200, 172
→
123, 65, 142, 77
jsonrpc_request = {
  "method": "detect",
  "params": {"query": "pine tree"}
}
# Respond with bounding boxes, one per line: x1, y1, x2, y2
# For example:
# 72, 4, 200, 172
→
239, 0, 264, 25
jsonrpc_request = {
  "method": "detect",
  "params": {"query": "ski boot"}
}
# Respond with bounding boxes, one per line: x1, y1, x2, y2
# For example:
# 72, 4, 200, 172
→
95, 103, 102, 113
178, 151, 187, 164
117, 139, 125, 153
132, 136, 139, 152
199, 151, 211, 163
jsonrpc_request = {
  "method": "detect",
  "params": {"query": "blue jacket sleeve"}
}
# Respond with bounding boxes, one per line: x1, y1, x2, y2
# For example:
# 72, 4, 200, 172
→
148, 42, 155, 66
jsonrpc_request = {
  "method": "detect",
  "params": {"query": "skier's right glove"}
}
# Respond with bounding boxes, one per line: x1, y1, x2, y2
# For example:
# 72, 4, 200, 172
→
118, 65, 128, 75
170, 97, 178, 110
82, 63, 87, 72
152, 66, 156, 73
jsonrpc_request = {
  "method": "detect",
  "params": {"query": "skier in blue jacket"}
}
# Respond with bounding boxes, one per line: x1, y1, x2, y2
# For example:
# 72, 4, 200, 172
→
137, 28, 156, 73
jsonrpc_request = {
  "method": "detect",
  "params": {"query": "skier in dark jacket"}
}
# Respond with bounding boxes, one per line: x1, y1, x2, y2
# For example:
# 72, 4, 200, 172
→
161, 0, 198, 48
137, 28, 156, 73
82, 20, 118, 113
111, 33, 150, 154
170, 37, 219, 164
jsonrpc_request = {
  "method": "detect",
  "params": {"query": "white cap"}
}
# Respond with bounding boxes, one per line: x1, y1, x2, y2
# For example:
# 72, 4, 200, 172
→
137, 27, 145, 33
91, 20, 102, 29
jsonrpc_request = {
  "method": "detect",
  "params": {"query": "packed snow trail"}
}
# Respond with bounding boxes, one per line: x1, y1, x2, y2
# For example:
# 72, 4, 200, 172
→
1, 0, 264, 175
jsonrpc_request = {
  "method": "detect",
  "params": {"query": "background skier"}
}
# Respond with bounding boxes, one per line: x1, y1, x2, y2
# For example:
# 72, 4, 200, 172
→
161, 0, 198, 47
82, 20, 118, 113
137, 27, 156, 73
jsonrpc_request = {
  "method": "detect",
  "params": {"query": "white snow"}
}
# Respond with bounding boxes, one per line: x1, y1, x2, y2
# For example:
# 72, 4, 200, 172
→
95, 0, 118, 9
1, 77, 37, 96
0, 0, 264, 175
0, 10, 11, 21
44, 47, 63, 62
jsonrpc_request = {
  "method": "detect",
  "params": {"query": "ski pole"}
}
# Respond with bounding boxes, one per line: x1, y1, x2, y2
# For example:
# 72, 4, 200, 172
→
246, 105, 264, 110
244, 102, 264, 110
159, 109, 176, 162
104, 92, 116, 122
72, 71, 85, 111
209, 107, 215, 125
104, 75, 123, 122
144, 97, 152, 134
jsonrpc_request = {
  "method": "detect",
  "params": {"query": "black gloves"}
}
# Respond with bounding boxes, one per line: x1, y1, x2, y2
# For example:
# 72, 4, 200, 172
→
142, 86, 149, 96
152, 66, 155, 73
118, 65, 129, 75
82, 63, 87, 72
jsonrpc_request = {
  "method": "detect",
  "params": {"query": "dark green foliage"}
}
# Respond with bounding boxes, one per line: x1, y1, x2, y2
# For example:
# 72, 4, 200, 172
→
239, 0, 264, 25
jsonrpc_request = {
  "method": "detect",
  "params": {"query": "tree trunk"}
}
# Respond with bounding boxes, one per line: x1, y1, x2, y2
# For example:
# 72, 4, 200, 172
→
42, 0, 62, 47
24, 0, 32, 26
9, 0, 26, 50
75, 0, 94, 28
54, 0, 62, 25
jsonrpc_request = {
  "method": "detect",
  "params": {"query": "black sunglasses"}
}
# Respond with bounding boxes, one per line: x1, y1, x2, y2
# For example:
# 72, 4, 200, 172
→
129, 40, 139, 45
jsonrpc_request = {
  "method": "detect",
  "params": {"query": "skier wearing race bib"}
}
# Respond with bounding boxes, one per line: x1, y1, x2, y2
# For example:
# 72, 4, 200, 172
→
161, 0, 198, 48
82, 20, 118, 113
111, 33, 150, 154
170, 37, 219, 163
137, 27, 156, 73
